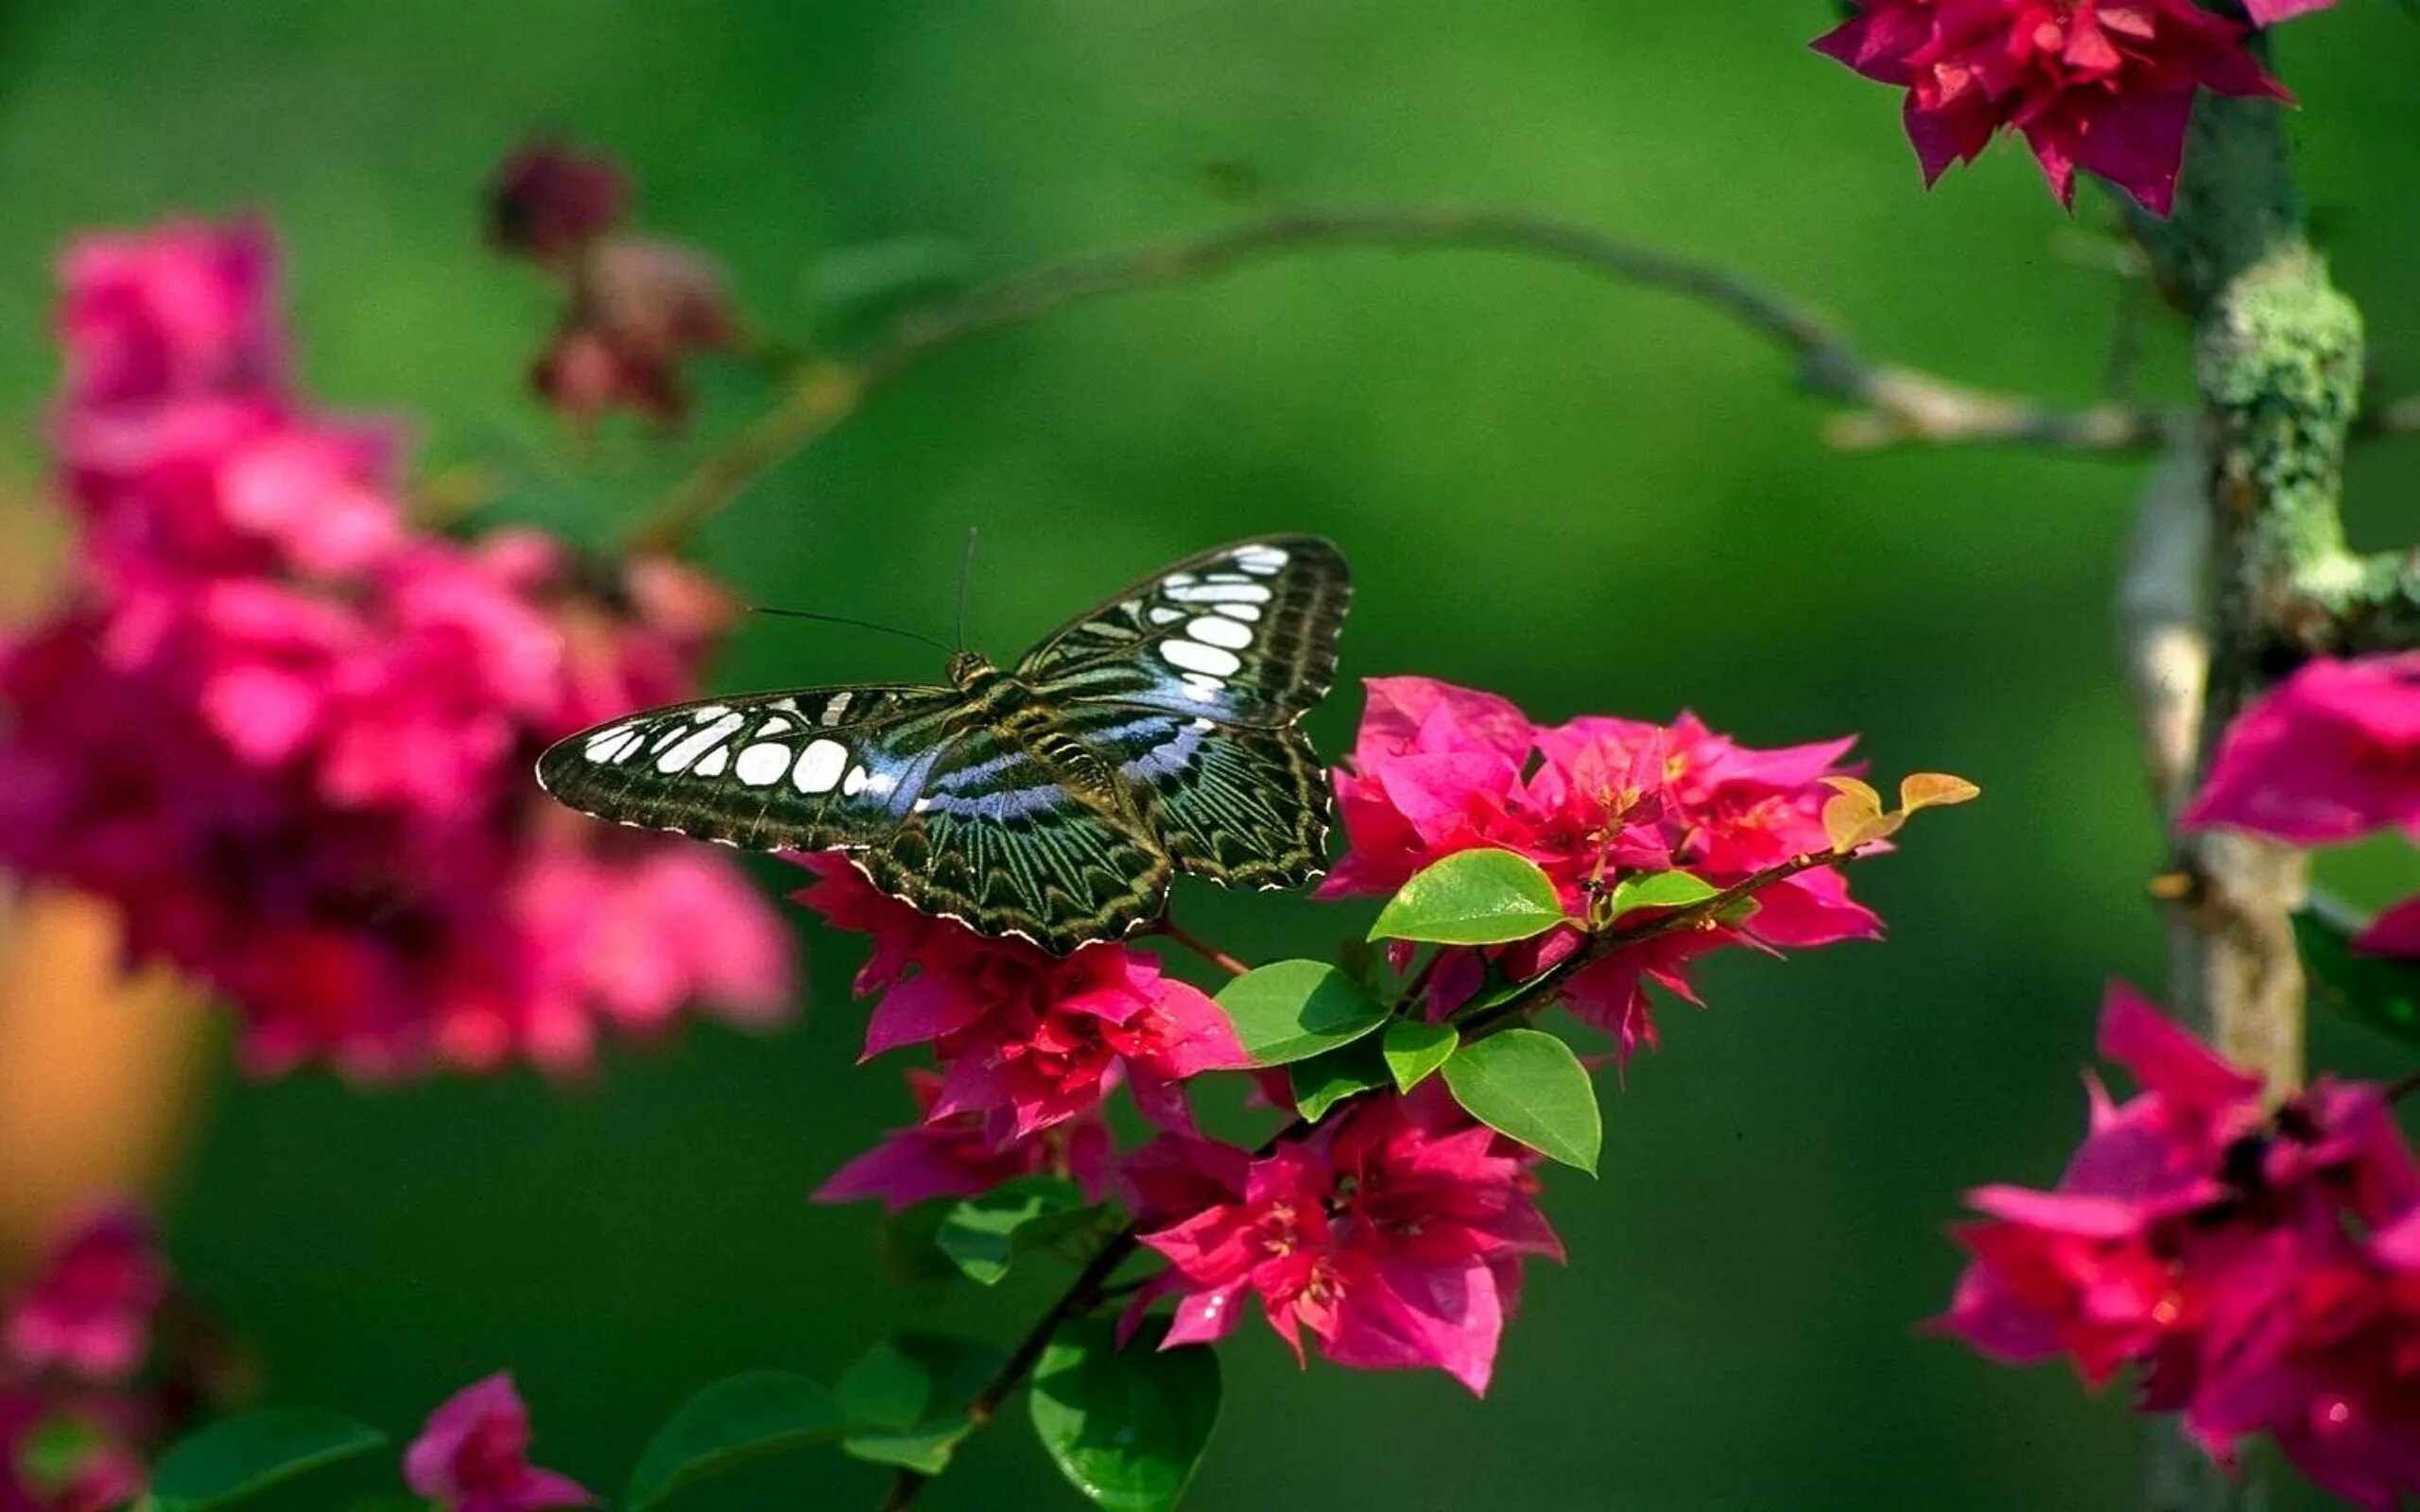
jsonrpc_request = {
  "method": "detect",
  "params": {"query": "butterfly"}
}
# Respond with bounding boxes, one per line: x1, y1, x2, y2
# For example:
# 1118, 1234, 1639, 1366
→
536, 536, 1351, 953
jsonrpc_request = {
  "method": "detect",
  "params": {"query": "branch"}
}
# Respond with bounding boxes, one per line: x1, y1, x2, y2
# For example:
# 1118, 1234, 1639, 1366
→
632, 208, 2175, 553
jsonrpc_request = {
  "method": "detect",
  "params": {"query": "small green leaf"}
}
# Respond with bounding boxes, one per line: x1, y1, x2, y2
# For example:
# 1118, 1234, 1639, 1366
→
1440, 1029, 1602, 1174
624, 1371, 847, 1511
1381, 1019, 1459, 1093
933, 1177, 1098, 1286
2294, 909, 2420, 1048
147, 1409, 387, 1512
1028, 1316, 1220, 1512
1369, 850, 1569, 945
838, 1343, 931, 1432
1289, 1036, 1392, 1122
1214, 960, 1391, 1066
841, 1332, 1006, 1476
1599, 869, 1720, 922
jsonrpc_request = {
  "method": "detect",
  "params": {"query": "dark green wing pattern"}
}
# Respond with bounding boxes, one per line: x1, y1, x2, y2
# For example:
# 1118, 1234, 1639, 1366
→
534, 685, 961, 850
1056, 704, 1331, 890
856, 716, 1173, 953
1014, 536, 1350, 729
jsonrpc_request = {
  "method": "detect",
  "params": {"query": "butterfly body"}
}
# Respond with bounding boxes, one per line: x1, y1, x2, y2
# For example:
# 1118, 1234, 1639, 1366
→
536, 537, 1350, 953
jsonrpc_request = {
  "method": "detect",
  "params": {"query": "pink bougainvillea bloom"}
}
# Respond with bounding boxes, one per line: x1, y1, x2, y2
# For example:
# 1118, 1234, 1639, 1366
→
0, 216, 794, 1077
1131, 1088, 1562, 1395
531, 239, 740, 427
2244, 0, 2336, 23
487, 140, 628, 266
794, 855, 1247, 1139
405, 1375, 593, 1512
2354, 894, 2420, 958
1939, 988, 2420, 1503
814, 1070, 1112, 1211
1814, 0, 2289, 216
0, 1390, 147, 1512
3, 1208, 168, 1384
58, 220, 282, 411
1322, 678, 1875, 1061
2182, 653, 2420, 847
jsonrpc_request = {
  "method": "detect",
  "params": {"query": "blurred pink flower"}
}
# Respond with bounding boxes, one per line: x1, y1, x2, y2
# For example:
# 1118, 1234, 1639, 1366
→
1322, 677, 1876, 1061
487, 139, 628, 266
1938, 988, 2420, 1506
3, 1208, 166, 1385
794, 856, 1245, 1140
0, 1390, 147, 1512
1129, 1088, 1561, 1395
2183, 653, 2420, 847
813, 1070, 1111, 1211
1814, 0, 2286, 215
2245, 0, 2337, 23
0, 217, 795, 1076
404, 1375, 593, 1512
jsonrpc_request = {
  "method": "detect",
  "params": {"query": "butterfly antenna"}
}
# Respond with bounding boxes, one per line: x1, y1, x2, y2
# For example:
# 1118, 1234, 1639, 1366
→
746, 604, 953, 654
954, 525, 979, 653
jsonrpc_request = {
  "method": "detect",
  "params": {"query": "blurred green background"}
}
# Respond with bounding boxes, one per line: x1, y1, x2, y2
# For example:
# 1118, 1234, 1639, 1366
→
3, 1, 2418, 1507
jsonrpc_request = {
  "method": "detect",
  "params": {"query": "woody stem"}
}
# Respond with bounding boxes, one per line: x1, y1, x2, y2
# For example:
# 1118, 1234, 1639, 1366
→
1150, 917, 1252, 977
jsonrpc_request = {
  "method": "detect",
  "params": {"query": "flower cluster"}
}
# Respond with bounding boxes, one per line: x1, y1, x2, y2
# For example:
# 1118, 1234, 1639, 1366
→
2185, 651, 2420, 957
1125, 1087, 1562, 1395
0, 218, 792, 1075
1939, 988, 2420, 1508
488, 139, 740, 427
405, 1374, 592, 1512
793, 855, 1246, 1143
1321, 677, 1877, 1060
1, 1207, 177, 1511
1813, 0, 2338, 215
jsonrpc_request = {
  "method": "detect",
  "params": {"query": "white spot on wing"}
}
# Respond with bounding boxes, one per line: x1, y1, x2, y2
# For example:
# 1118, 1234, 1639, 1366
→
694, 747, 731, 778
842, 765, 869, 798
1148, 606, 1184, 626
584, 726, 641, 764
755, 715, 794, 736
1186, 615, 1253, 650
1164, 582, 1270, 605
1161, 639, 1242, 678
1182, 672, 1227, 698
658, 714, 743, 773
691, 704, 733, 722
1213, 602, 1262, 623
735, 744, 789, 786
821, 693, 851, 726
794, 738, 849, 794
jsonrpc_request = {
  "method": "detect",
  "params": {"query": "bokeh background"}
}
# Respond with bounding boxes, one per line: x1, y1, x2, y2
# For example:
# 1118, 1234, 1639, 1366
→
2, 2, 2418, 1507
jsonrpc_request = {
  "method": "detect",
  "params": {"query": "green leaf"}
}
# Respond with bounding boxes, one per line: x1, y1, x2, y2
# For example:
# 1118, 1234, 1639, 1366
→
624, 1371, 847, 1511
1214, 960, 1390, 1067
1289, 1036, 1392, 1122
877, 1200, 965, 1294
1381, 1019, 1459, 1093
1028, 1316, 1220, 1512
2294, 909, 2420, 1048
147, 1409, 387, 1512
841, 1332, 1006, 1477
1440, 1029, 1602, 1174
1369, 850, 1569, 945
933, 1177, 1099, 1286
838, 1342, 930, 1432
1599, 869, 1720, 923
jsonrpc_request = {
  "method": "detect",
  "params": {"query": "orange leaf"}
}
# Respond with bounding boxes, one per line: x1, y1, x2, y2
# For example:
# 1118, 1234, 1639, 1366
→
1821, 789, 1887, 852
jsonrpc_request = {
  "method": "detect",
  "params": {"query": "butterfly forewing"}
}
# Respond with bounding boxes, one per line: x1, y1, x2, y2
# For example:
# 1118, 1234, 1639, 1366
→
535, 684, 961, 850
1014, 536, 1349, 729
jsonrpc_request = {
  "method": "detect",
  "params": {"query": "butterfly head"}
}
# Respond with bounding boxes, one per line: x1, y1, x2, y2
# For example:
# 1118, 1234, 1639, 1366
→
945, 649, 997, 689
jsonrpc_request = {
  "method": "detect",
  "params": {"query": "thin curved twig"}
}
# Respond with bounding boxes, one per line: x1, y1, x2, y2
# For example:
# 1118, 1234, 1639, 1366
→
631, 207, 2184, 553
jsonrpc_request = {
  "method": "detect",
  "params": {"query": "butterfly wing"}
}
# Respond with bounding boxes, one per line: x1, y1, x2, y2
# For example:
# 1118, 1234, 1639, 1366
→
1013, 535, 1350, 729
1056, 704, 1331, 890
534, 684, 963, 851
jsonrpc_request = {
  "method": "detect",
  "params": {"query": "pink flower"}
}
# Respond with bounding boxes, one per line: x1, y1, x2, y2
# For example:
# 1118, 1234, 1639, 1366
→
1130, 1088, 1562, 1395
2182, 653, 2420, 847
795, 856, 1246, 1139
0, 1391, 147, 1512
59, 220, 282, 412
3, 1209, 167, 1385
1938, 988, 2420, 1505
813, 1070, 1111, 1211
1814, 0, 2288, 216
1322, 678, 1876, 1061
0, 217, 795, 1077
405, 1375, 592, 1512
2245, 0, 2336, 23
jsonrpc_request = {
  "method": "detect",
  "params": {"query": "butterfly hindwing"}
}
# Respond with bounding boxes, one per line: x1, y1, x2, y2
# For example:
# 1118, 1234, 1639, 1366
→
534, 685, 960, 850
1014, 535, 1350, 728
861, 721, 1174, 953
1055, 703, 1331, 889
